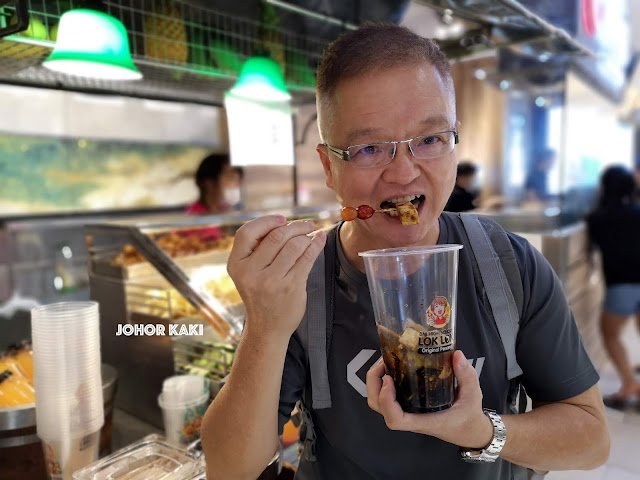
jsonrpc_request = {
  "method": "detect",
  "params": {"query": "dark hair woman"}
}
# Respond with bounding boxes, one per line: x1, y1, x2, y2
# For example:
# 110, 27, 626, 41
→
586, 165, 640, 409
187, 153, 244, 214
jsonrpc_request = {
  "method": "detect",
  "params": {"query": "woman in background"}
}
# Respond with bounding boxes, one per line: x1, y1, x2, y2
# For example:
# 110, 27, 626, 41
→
587, 165, 640, 409
187, 153, 244, 214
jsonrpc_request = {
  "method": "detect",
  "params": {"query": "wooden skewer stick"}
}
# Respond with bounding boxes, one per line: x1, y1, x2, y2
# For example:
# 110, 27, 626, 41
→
375, 208, 398, 214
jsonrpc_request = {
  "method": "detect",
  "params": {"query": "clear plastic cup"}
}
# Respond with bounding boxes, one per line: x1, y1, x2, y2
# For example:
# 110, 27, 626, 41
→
158, 376, 210, 447
359, 245, 462, 413
41, 430, 100, 480
32, 302, 104, 443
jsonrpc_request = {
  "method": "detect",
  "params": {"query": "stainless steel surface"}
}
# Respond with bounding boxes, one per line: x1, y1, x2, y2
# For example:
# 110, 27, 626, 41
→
0, 209, 179, 306
0, 403, 36, 430
0, 432, 40, 448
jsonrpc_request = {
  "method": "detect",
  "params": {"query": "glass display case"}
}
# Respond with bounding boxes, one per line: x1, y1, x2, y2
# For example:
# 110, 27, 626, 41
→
85, 205, 339, 427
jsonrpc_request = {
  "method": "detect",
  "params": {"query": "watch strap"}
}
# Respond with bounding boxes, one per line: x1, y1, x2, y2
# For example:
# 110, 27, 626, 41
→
460, 409, 507, 463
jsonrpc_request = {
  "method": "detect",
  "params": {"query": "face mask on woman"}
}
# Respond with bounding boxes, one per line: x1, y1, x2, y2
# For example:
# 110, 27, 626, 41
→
223, 187, 241, 207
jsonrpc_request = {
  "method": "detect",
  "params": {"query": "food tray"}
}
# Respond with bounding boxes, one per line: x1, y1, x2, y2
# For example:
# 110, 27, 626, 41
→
91, 249, 232, 280
73, 436, 200, 480
173, 325, 235, 379
125, 268, 245, 324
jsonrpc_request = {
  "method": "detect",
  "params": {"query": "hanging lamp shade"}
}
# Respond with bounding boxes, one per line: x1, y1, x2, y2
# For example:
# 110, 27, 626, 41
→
43, 9, 141, 80
229, 56, 290, 102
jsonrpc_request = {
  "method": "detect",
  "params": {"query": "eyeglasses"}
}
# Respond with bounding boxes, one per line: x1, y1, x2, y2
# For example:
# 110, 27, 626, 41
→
324, 130, 459, 169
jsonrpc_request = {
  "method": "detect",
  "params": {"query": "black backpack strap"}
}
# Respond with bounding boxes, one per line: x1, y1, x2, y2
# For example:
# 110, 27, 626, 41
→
460, 213, 523, 380
297, 396, 317, 461
296, 224, 339, 410
459, 214, 533, 480
295, 224, 340, 462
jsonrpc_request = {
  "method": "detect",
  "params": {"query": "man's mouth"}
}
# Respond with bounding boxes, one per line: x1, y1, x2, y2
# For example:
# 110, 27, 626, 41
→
380, 194, 425, 216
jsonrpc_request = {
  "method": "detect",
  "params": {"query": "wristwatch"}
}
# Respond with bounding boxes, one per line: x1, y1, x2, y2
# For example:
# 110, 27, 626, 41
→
460, 409, 507, 463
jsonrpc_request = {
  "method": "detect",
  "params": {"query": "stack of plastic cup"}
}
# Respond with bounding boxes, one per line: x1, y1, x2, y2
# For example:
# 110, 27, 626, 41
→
31, 302, 104, 480
158, 375, 210, 447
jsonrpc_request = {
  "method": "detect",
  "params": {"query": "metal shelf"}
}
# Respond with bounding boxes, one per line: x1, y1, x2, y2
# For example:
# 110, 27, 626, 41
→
0, 0, 323, 105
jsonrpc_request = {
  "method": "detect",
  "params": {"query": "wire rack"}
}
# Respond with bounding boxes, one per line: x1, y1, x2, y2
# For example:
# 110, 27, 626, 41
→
0, 0, 327, 104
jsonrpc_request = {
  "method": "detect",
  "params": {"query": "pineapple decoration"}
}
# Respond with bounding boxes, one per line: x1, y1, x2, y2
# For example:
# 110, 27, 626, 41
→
144, 1, 188, 64
256, 2, 285, 77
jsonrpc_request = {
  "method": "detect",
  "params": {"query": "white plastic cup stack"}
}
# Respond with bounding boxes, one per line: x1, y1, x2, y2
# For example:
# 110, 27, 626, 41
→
31, 302, 104, 480
158, 375, 210, 447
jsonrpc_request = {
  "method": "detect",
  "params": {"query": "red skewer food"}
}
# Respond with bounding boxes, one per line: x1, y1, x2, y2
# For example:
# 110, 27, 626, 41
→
341, 206, 358, 221
340, 202, 419, 225
357, 204, 375, 219
340, 205, 399, 221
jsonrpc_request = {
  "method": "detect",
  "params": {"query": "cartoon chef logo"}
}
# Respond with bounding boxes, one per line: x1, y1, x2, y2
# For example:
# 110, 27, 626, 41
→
426, 296, 451, 328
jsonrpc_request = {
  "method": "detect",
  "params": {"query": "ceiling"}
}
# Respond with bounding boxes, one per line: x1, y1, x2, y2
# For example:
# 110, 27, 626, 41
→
0, 0, 637, 106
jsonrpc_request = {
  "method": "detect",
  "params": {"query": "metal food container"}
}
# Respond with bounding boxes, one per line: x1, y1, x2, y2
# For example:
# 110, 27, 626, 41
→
0, 363, 120, 480
0, 403, 46, 480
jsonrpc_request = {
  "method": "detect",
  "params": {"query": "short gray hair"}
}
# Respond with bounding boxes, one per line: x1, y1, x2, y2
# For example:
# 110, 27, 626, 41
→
316, 23, 455, 142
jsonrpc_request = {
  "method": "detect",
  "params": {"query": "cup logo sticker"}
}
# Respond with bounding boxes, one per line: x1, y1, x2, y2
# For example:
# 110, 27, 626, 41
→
416, 296, 454, 354
426, 296, 450, 328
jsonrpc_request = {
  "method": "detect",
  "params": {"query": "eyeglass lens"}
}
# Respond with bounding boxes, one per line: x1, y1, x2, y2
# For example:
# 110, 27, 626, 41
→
347, 132, 455, 167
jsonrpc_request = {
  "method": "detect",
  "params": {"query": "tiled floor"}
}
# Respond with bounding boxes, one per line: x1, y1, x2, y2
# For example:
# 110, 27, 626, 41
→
547, 322, 640, 480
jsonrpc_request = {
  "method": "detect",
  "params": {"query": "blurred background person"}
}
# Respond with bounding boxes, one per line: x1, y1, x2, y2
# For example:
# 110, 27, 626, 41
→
445, 161, 478, 212
524, 148, 556, 202
187, 153, 244, 215
586, 165, 640, 409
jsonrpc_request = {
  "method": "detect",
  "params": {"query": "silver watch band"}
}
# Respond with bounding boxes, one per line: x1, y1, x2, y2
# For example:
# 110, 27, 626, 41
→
460, 409, 507, 463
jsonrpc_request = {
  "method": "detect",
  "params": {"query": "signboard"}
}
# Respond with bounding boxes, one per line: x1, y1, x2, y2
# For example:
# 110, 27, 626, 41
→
224, 93, 295, 167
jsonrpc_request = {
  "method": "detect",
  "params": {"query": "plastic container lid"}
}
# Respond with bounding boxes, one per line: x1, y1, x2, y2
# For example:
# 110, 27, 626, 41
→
359, 244, 463, 257
160, 375, 209, 407
72, 435, 200, 480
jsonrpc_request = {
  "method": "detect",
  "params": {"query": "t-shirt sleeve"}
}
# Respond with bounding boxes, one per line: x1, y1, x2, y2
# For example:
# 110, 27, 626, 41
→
511, 235, 600, 402
278, 332, 307, 435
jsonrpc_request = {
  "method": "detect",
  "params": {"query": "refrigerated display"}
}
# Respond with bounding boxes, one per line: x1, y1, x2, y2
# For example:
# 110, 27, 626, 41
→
85, 205, 339, 427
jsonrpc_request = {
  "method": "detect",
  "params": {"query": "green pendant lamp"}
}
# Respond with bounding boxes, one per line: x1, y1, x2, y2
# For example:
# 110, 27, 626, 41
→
229, 56, 290, 102
43, 9, 141, 81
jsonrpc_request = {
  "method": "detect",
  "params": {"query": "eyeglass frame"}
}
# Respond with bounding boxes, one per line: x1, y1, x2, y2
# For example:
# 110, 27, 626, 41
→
322, 130, 459, 168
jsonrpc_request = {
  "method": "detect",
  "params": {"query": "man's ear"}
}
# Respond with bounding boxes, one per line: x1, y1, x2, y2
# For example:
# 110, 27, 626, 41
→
317, 144, 335, 190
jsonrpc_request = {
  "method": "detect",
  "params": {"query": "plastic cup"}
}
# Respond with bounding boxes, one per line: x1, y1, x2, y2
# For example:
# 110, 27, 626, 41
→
359, 244, 462, 413
158, 376, 210, 447
41, 430, 100, 480
32, 302, 104, 443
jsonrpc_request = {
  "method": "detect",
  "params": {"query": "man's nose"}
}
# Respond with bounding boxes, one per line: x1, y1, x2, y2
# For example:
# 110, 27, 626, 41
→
383, 143, 419, 184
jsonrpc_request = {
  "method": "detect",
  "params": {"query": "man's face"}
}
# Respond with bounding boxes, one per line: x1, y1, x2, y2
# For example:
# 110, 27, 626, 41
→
318, 63, 457, 249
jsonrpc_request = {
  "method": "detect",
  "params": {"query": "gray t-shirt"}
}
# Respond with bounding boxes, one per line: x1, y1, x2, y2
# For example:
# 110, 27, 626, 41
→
278, 213, 599, 479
